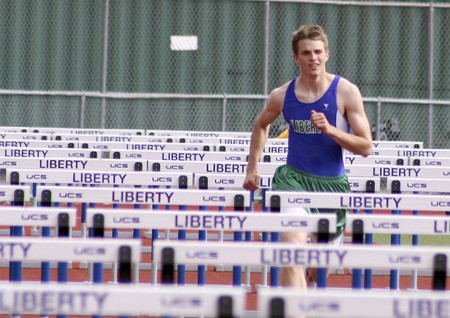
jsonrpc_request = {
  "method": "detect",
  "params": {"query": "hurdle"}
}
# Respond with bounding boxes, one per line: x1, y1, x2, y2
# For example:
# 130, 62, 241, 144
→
34, 186, 250, 215
0, 157, 147, 171
146, 129, 252, 139
0, 126, 30, 133
0, 206, 76, 282
216, 143, 288, 154
264, 190, 450, 289
107, 141, 218, 152
153, 240, 450, 289
6, 168, 194, 241
192, 173, 380, 288
86, 208, 337, 287
0, 282, 245, 317
149, 160, 280, 175
0, 132, 52, 140
368, 147, 450, 158
370, 140, 423, 148
83, 140, 214, 152
53, 133, 177, 143
258, 288, 449, 318
112, 150, 251, 162
30, 127, 146, 136
0, 185, 32, 285
6, 169, 193, 188
345, 167, 450, 286
345, 164, 450, 179
34, 186, 251, 284
385, 177, 450, 194
385, 176, 450, 289
346, 214, 450, 236
345, 155, 409, 166
0, 237, 140, 285
0, 146, 101, 159
193, 174, 381, 197
195, 173, 273, 190
0, 139, 78, 149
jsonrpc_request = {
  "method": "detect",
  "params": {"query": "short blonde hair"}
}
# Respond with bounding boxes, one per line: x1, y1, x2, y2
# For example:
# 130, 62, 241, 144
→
292, 24, 329, 54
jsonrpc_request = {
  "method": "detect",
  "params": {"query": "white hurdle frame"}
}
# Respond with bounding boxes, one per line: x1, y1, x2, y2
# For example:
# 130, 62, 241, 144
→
0, 237, 140, 263
264, 191, 450, 212
0, 282, 245, 317
385, 177, 450, 193
6, 169, 193, 188
0, 185, 31, 202
0, 147, 101, 159
0, 206, 76, 228
86, 208, 337, 286
153, 240, 450, 271
148, 160, 279, 175
345, 164, 450, 179
0, 139, 77, 148
346, 214, 450, 236
368, 147, 450, 158
264, 190, 450, 289
258, 288, 450, 318
34, 186, 252, 207
0, 157, 147, 171
30, 127, 145, 135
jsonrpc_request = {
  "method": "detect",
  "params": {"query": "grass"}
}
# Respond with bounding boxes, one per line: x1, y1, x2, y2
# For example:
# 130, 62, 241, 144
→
373, 234, 450, 246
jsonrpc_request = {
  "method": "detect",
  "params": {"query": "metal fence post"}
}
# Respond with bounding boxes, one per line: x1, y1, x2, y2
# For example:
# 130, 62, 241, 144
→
427, 4, 435, 148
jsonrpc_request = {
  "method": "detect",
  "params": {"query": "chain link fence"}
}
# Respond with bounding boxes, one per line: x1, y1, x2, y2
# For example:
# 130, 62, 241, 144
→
0, 0, 448, 147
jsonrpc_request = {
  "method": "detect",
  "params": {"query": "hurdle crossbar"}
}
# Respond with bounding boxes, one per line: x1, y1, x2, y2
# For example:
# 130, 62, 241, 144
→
0, 206, 76, 228
35, 186, 252, 207
149, 160, 279, 175
0, 147, 100, 159
345, 164, 450, 178
0, 140, 77, 149
54, 133, 176, 143
0, 282, 245, 316
0, 157, 147, 171
346, 214, 450, 235
153, 240, 450, 270
7, 169, 193, 187
258, 288, 450, 318
0, 185, 31, 203
265, 191, 450, 211
0, 237, 140, 263
31, 127, 145, 135
366, 148, 450, 158
386, 177, 450, 193
86, 208, 337, 232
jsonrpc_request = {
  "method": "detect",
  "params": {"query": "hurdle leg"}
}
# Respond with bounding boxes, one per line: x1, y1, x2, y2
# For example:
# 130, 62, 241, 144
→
132, 200, 141, 284
10, 190, 25, 283
40, 226, 51, 282
258, 189, 269, 289
410, 208, 419, 290
91, 206, 103, 318
57, 212, 70, 318
151, 197, 161, 284
177, 205, 187, 285
244, 193, 254, 292
110, 185, 121, 284
198, 206, 208, 286
390, 208, 401, 290
363, 209, 374, 289
351, 218, 364, 289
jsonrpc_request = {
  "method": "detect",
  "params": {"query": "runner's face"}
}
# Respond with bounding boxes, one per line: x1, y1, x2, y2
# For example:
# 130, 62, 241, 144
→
294, 39, 329, 77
